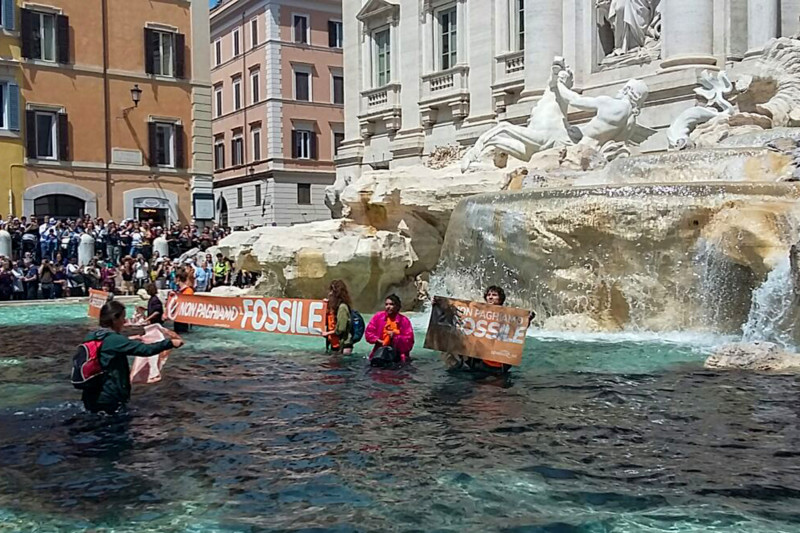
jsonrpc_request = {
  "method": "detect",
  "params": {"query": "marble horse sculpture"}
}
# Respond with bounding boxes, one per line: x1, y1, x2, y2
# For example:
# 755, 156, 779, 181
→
461, 57, 654, 172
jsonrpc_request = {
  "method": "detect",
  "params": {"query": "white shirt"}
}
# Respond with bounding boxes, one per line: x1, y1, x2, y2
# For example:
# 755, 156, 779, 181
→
135, 261, 149, 280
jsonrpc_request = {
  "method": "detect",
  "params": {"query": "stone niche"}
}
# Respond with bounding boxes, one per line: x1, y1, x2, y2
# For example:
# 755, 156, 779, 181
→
595, 0, 662, 69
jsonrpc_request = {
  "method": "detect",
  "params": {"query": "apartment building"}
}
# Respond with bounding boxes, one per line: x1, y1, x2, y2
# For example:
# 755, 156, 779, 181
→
337, 0, 800, 181
0, 0, 23, 216
210, 0, 343, 228
11, 0, 213, 225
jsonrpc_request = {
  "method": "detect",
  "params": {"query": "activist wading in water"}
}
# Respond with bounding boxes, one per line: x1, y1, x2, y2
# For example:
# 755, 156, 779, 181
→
365, 294, 415, 368
74, 300, 184, 414
436, 286, 534, 373
322, 280, 366, 356
323, 280, 354, 355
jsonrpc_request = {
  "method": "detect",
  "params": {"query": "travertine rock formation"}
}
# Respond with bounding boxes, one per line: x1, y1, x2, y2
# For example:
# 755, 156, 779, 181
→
705, 342, 800, 371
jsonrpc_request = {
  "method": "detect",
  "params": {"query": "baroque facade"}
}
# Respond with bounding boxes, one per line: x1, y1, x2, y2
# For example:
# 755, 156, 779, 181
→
210, 0, 343, 229
6, 0, 214, 225
337, 0, 800, 180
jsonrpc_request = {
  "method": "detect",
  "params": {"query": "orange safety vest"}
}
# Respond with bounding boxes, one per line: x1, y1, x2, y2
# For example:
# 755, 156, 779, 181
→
327, 311, 340, 350
381, 316, 400, 346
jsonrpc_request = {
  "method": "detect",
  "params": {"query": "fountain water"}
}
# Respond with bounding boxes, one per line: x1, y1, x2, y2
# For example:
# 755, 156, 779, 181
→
434, 182, 800, 338
742, 255, 799, 349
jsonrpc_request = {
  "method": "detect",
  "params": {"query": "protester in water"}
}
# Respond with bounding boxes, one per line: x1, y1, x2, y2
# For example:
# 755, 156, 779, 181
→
364, 294, 414, 365
81, 300, 183, 414
443, 285, 534, 374
323, 279, 353, 355
173, 268, 194, 333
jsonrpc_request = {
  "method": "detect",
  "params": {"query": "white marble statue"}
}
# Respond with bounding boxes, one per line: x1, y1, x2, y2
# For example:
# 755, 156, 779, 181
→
460, 58, 576, 172
667, 71, 735, 150
462, 58, 653, 172
549, 63, 651, 152
597, 0, 662, 56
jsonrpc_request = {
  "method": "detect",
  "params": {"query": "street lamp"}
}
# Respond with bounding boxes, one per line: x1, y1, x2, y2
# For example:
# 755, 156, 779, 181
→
130, 84, 143, 107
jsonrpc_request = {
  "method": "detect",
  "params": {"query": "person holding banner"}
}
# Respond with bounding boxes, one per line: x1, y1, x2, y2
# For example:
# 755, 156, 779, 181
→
365, 294, 415, 366
323, 279, 353, 355
172, 268, 194, 334
441, 286, 534, 374
81, 300, 183, 414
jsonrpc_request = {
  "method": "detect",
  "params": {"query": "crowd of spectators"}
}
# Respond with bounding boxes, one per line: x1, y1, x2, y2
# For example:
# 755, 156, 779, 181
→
0, 214, 256, 301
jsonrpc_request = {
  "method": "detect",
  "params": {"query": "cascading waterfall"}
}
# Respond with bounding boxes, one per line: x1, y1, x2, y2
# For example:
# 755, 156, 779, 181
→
741, 255, 798, 349
695, 240, 758, 333
435, 183, 800, 335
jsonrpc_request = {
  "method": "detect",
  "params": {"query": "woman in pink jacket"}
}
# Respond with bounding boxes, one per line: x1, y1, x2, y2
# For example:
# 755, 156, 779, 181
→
365, 294, 415, 365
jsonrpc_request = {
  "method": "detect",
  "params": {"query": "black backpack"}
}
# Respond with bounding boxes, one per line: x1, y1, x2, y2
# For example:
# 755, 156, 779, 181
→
370, 346, 400, 368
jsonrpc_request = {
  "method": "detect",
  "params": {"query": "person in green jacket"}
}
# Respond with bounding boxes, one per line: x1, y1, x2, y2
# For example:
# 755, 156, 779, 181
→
82, 300, 184, 414
323, 279, 353, 355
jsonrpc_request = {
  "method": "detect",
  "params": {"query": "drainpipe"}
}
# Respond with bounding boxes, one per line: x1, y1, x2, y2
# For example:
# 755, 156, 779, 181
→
101, 0, 113, 214
241, 11, 248, 165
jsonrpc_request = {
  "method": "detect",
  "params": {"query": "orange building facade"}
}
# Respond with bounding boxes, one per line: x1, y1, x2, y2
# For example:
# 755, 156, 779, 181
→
17, 0, 212, 226
211, 0, 342, 228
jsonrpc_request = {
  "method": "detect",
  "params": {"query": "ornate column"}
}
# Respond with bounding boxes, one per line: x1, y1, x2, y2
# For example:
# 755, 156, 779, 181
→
747, 0, 780, 57
519, 0, 562, 101
660, 0, 717, 70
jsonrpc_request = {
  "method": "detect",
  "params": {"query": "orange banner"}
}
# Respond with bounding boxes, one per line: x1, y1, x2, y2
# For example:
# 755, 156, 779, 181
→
87, 289, 110, 318
164, 292, 327, 336
423, 296, 530, 366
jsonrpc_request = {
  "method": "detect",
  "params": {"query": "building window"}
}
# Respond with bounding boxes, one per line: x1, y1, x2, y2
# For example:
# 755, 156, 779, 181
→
251, 18, 258, 48
214, 84, 223, 117
145, 28, 184, 78
231, 135, 244, 166
292, 129, 316, 160
332, 74, 344, 105
250, 69, 260, 104
437, 6, 457, 70
153, 30, 175, 77
254, 183, 261, 206
153, 122, 175, 167
328, 20, 343, 48
373, 29, 390, 87
0, 82, 20, 131
237, 187, 243, 209
26, 109, 67, 160
1, 1, 15, 31
233, 29, 240, 57
516, 0, 524, 51
214, 39, 221, 65
333, 132, 344, 156
214, 139, 225, 170
293, 14, 309, 44
251, 126, 261, 161
32, 110, 57, 159
232, 76, 242, 111
294, 69, 310, 101
147, 121, 183, 167
297, 183, 311, 205
27, 11, 56, 62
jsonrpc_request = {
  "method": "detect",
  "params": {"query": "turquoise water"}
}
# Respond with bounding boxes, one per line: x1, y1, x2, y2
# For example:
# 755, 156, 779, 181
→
2, 304, 800, 532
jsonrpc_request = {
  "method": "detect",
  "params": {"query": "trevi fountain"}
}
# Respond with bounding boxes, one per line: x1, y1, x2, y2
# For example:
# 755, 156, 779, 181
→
213, 34, 800, 363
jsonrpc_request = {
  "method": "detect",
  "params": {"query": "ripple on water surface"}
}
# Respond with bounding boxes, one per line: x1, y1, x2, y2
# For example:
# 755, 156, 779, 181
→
1, 304, 800, 532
